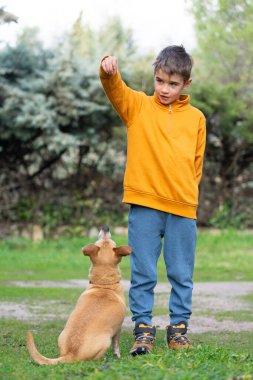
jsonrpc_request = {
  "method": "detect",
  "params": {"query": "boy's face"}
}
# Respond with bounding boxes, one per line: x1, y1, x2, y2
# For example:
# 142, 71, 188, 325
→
154, 69, 191, 105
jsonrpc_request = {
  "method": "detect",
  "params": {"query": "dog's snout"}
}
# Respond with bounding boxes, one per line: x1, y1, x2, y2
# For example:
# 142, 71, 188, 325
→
98, 226, 111, 241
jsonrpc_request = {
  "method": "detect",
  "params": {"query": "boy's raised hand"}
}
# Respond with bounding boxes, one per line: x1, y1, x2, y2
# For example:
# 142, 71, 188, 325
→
101, 56, 118, 76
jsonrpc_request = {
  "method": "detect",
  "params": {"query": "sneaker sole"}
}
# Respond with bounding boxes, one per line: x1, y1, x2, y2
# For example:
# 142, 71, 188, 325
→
130, 347, 150, 356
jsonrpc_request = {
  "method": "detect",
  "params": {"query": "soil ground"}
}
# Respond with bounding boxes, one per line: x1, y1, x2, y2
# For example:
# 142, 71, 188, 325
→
1, 280, 253, 332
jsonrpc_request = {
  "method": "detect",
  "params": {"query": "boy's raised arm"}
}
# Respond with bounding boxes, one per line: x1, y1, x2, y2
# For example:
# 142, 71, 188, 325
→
99, 55, 143, 126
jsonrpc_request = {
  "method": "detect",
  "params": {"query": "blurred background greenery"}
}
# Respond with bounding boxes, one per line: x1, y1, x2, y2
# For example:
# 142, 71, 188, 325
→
0, 0, 253, 237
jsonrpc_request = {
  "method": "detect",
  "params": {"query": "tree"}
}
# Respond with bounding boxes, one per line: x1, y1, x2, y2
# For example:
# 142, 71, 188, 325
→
0, 21, 132, 230
189, 0, 253, 226
68, 12, 96, 59
68, 13, 137, 73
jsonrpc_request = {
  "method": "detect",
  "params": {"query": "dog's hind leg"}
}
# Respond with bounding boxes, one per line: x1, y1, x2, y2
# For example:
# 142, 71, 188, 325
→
112, 330, 121, 358
78, 335, 111, 360
93, 335, 112, 360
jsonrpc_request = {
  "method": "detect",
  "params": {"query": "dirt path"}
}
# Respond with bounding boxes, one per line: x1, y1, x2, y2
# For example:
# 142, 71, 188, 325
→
1, 280, 253, 333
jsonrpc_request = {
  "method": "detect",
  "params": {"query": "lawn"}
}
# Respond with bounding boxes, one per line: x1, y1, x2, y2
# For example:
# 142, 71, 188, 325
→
0, 229, 253, 379
0, 319, 252, 380
0, 229, 252, 282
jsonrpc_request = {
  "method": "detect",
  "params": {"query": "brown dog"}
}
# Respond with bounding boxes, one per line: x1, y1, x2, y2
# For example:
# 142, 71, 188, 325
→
27, 227, 131, 364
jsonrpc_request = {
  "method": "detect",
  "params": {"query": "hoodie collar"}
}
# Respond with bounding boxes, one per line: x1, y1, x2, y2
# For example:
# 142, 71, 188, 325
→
152, 93, 190, 111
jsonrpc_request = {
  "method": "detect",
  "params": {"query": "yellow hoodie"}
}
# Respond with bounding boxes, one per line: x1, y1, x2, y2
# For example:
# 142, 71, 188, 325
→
100, 64, 206, 219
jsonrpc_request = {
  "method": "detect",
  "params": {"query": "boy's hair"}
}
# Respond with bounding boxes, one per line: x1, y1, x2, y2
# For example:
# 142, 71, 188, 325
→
153, 45, 193, 82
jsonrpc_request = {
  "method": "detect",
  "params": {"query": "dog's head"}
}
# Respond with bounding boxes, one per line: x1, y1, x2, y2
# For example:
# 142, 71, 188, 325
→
82, 226, 132, 266
82, 227, 131, 285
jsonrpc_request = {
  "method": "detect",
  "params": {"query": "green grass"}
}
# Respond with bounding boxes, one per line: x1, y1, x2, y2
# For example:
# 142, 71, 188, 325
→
243, 293, 253, 304
215, 310, 253, 322
0, 229, 253, 282
0, 286, 81, 302
193, 229, 253, 281
0, 319, 252, 380
0, 236, 99, 281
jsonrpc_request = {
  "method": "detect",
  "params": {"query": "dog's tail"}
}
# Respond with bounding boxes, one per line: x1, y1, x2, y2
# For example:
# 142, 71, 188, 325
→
27, 331, 73, 365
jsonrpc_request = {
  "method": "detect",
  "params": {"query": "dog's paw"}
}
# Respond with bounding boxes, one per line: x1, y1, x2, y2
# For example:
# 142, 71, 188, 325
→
113, 352, 121, 359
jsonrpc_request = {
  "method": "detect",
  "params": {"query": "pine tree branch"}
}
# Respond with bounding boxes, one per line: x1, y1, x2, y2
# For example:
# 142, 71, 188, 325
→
0, 7, 18, 24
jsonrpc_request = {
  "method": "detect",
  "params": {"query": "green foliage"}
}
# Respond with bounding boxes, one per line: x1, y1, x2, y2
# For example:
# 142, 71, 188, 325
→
14, 199, 35, 222
0, 29, 111, 164
190, 0, 253, 156
69, 13, 136, 62
189, 0, 253, 223
208, 200, 247, 229
0, 22, 129, 231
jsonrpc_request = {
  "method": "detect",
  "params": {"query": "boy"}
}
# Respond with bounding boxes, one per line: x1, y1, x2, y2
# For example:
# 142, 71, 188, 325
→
99, 45, 206, 355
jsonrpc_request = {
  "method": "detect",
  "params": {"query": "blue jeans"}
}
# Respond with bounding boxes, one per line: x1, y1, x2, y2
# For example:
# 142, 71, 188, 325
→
128, 205, 197, 326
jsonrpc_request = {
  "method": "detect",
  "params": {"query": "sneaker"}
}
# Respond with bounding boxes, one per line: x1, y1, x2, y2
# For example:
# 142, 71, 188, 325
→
129, 324, 156, 356
166, 322, 192, 349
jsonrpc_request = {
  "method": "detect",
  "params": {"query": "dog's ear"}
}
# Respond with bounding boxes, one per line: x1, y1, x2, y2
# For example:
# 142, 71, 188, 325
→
82, 244, 99, 256
113, 245, 132, 257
